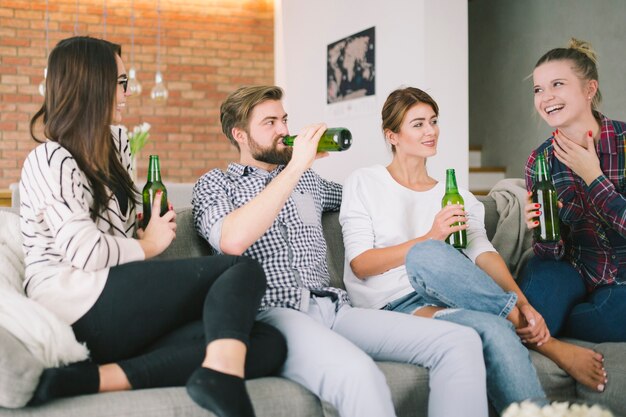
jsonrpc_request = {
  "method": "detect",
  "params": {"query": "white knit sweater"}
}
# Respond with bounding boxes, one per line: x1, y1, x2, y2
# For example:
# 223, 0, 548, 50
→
339, 165, 496, 309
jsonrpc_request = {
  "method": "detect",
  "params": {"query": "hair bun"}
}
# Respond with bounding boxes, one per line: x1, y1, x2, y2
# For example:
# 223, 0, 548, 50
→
567, 37, 598, 65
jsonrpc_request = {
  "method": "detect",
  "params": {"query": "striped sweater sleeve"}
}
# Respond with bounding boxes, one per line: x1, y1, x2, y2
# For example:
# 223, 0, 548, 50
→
20, 143, 144, 273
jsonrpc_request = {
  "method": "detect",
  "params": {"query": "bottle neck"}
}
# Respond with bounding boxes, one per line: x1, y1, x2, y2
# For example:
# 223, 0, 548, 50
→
445, 170, 459, 193
282, 135, 295, 146
536, 155, 550, 182
147, 156, 162, 182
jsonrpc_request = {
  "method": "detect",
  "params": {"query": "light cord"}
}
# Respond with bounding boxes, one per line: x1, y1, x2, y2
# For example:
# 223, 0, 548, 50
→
74, 0, 79, 35
156, 0, 161, 72
130, 0, 135, 65
102, 0, 107, 37
44, 0, 49, 57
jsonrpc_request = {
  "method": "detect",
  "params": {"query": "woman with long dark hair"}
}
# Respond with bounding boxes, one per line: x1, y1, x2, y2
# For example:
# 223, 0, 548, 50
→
21, 36, 286, 417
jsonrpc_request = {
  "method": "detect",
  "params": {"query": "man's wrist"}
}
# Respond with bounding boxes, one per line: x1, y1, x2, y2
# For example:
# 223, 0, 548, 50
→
282, 162, 307, 180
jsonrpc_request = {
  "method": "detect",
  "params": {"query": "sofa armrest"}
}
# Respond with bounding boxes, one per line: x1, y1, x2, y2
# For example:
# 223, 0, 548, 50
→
477, 194, 498, 241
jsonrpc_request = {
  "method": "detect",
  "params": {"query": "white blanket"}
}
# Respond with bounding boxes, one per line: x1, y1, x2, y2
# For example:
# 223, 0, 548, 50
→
0, 210, 88, 367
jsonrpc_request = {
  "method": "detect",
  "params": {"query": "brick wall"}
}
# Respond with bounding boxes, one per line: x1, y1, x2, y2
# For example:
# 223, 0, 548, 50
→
0, 0, 274, 188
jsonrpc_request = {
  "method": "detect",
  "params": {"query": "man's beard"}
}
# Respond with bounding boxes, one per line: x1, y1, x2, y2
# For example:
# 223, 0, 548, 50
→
249, 134, 293, 165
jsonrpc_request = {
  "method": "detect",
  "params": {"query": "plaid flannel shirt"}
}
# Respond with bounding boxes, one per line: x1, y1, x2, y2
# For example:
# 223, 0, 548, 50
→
525, 113, 626, 290
192, 163, 348, 311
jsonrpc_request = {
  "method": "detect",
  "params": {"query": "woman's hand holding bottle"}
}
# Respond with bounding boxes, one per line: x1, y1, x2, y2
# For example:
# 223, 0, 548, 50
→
137, 191, 176, 258
426, 204, 468, 241
524, 192, 542, 231
524, 191, 563, 231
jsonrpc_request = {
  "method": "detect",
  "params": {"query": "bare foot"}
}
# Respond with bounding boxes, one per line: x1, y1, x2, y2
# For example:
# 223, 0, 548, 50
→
413, 306, 446, 318
533, 338, 607, 392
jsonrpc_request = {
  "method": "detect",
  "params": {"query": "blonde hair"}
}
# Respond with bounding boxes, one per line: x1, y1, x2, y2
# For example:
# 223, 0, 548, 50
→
535, 37, 602, 111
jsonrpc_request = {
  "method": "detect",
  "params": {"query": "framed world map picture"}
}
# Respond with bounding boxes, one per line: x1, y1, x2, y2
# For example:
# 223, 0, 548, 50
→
327, 26, 376, 104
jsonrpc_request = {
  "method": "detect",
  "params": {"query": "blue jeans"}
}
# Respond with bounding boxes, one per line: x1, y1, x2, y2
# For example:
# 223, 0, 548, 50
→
400, 240, 546, 413
518, 256, 626, 343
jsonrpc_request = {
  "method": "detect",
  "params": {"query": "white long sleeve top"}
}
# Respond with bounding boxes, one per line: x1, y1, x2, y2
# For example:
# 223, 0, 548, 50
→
339, 165, 496, 309
19, 128, 144, 324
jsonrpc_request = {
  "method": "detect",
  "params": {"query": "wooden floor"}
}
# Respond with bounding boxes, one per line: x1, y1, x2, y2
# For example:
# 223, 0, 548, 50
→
0, 189, 12, 207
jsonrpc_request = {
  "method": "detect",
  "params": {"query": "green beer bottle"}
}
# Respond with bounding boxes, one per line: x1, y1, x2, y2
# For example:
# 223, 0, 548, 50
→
282, 127, 352, 151
532, 152, 560, 242
142, 155, 168, 229
441, 168, 467, 249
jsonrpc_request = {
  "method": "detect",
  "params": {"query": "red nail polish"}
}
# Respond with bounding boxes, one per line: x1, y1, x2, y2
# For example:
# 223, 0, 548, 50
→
535, 211, 541, 215
555, 128, 559, 134
534, 221, 539, 225
588, 130, 593, 137
534, 204, 540, 208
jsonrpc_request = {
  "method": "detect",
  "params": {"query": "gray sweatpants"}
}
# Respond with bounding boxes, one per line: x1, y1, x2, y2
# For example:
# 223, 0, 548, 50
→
258, 295, 488, 417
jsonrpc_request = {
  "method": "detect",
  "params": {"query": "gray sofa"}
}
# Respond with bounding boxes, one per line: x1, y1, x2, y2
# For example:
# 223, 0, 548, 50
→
1, 195, 625, 417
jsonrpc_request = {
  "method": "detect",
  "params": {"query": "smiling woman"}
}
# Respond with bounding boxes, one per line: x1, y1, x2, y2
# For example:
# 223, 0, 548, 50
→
339, 86, 549, 413
519, 37, 626, 392
19, 36, 287, 416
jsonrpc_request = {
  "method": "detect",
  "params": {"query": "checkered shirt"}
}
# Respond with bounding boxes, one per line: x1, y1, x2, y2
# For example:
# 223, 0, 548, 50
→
192, 163, 348, 311
525, 113, 626, 289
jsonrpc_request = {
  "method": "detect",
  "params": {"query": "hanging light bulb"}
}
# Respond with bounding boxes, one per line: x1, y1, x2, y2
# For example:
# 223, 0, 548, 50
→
128, 67, 142, 96
150, 0, 168, 102
38, 68, 47, 97
151, 71, 168, 102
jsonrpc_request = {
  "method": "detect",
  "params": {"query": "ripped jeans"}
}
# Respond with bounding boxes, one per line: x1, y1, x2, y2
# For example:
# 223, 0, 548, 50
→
385, 240, 546, 413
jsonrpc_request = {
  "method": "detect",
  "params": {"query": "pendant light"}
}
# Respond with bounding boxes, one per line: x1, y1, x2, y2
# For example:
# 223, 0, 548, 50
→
150, 0, 168, 102
127, 0, 142, 96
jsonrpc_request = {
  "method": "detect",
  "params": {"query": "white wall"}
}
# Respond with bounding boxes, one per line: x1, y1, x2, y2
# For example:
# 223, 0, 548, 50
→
275, 0, 469, 187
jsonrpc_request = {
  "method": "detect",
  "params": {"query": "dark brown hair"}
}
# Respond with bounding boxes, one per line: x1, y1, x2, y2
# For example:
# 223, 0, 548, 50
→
535, 38, 601, 112
220, 85, 284, 150
381, 87, 439, 153
30, 36, 138, 220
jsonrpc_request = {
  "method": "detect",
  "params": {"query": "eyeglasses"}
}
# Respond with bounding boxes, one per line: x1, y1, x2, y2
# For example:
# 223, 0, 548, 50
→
117, 77, 128, 93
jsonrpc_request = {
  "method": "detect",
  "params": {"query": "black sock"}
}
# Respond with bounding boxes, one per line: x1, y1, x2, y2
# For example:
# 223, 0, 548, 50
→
29, 360, 100, 406
186, 367, 255, 417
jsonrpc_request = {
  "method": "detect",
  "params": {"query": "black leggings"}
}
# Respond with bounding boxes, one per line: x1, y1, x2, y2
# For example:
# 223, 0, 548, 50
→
72, 255, 286, 389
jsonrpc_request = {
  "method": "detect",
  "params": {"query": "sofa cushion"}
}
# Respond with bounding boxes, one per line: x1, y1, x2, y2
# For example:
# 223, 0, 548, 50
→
575, 340, 626, 417
0, 377, 325, 417
157, 207, 213, 260
0, 210, 89, 366
0, 326, 43, 409
322, 211, 344, 290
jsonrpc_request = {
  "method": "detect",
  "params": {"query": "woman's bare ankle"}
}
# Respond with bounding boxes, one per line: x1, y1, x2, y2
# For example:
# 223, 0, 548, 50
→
413, 306, 446, 318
